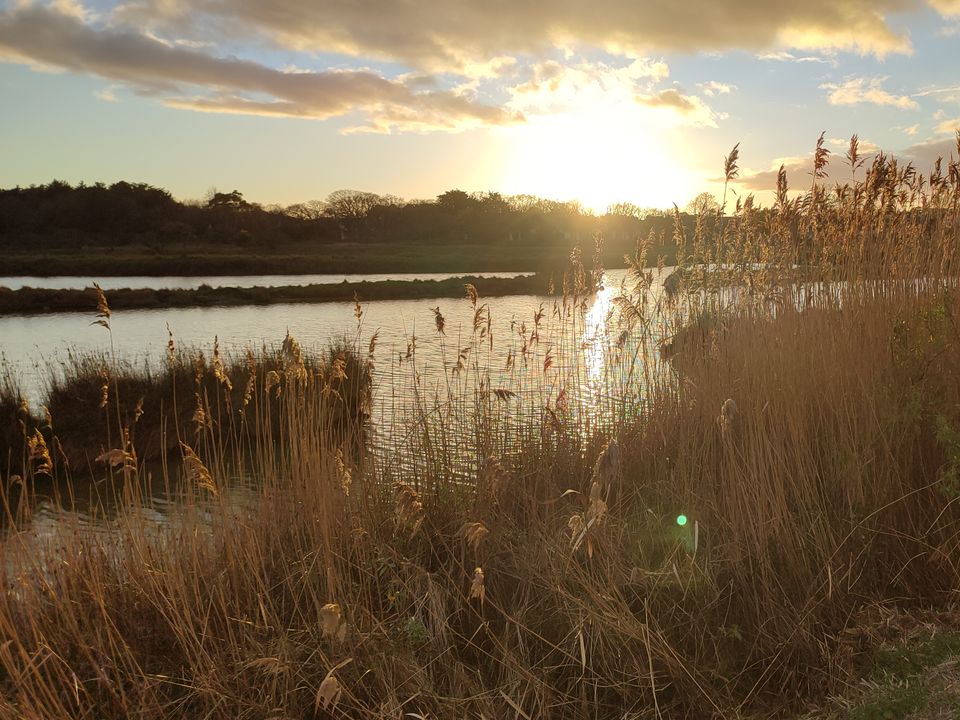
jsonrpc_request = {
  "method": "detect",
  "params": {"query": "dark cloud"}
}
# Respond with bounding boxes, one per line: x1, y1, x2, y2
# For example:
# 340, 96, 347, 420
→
0, 4, 523, 132
734, 156, 818, 192
734, 150, 877, 192
113, 0, 938, 71
900, 135, 960, 169
734, 134, 959, 193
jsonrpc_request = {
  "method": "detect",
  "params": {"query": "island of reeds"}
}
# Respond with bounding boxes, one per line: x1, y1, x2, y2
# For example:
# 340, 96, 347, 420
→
3, 135, 960, 718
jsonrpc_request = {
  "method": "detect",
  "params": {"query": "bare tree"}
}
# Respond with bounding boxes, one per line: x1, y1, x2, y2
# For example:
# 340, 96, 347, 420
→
685, 192, 720, 215
606, 202, 644, 218
324, 190, 384, 220
285, 199, 327, 221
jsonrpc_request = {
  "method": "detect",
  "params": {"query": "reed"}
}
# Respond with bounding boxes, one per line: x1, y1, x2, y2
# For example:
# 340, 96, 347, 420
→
1, 134, 960, 718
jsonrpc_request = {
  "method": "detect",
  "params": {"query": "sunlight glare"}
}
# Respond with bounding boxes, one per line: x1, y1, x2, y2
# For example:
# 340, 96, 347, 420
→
583, 275, 614, 388
496, 106, 697, 212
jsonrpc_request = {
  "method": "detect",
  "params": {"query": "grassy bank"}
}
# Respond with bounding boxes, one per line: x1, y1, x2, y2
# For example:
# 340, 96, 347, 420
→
0, 273, 547, 315
1, 137, 960, 718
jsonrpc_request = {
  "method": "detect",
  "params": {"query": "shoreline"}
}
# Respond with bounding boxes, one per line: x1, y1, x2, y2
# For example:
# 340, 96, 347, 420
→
0, 272, 550, 315
0, 254, 549, 277
0, 245, 581, 278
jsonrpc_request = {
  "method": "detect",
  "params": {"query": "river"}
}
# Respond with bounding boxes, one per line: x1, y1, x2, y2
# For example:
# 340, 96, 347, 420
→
1, 267, 674, 532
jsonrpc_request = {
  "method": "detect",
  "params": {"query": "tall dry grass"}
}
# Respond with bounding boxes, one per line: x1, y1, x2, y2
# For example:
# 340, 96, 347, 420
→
1, 134, 960, 718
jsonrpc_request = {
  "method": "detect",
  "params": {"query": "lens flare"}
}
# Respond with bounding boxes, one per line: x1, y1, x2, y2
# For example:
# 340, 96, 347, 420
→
676, 514, 688, 527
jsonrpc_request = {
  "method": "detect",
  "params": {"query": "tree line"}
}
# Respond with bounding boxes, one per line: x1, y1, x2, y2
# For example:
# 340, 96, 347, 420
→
0, 181, 703, 266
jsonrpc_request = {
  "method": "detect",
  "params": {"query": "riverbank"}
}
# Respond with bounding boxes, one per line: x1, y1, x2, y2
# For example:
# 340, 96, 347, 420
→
0, 272, 548, 315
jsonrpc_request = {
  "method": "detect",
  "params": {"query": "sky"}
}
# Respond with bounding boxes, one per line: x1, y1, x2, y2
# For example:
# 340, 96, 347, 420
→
1, 0, 960, 211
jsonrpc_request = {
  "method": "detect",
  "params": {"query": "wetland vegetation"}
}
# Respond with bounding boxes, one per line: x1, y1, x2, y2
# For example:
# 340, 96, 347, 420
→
3, 136, 960, 718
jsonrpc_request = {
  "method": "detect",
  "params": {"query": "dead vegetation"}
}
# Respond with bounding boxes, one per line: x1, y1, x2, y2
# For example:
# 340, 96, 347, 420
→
1, 134, 960, 718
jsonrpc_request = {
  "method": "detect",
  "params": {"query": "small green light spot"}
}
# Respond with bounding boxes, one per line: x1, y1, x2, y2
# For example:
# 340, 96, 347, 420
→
676, 514, 688, 527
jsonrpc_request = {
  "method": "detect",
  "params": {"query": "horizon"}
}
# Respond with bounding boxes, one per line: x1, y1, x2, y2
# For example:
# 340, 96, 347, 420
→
1, 1, 960, 212
0, 178, 717, 214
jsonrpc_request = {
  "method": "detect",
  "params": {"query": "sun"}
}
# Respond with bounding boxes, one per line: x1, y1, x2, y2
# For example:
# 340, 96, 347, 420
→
496, 105, 698, 213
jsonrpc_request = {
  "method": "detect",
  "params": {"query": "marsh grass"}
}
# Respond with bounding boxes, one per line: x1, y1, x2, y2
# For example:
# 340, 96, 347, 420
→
1, 135, 960, 718
3, 338, 371, 526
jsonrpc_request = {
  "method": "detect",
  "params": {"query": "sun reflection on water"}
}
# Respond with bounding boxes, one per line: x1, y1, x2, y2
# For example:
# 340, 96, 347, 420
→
583, 273, 615, 394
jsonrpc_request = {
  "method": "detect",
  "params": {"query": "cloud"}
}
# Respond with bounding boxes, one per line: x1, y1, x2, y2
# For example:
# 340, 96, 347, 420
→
0, 3, 731, 134
821, 77, 919, 110
929, 0, 960, 14
737, 134, 958, 195
735, 140, 882, 191
826, 136, 880, 153
734, 156, 813, 192
0, 3, 522, 132
50, 0, 94, 21
510, 57, 669, 98
508, 59, 665, 110
504, 59, 719, 129
95, 85, 118, 101
900, 135, 960, 171
112, 0, 929, 72
636, 89, 697, 112
913, 84, 960, 98
757, 51, 834, 63
903, 124, 920, 136
936, 117, 960, 134
698, 81, 735, 96
910, 83, 960, 108
634, 87, 726, 127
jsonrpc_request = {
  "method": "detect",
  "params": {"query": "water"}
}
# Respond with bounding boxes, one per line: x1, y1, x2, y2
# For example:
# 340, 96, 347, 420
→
0, 271, 532, 292
1, 269, 667, 405
1, 290, 556, 405
1, 267, 675, 533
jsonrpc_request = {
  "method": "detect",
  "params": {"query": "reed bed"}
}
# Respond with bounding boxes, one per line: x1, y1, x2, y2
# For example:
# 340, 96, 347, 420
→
2, 135, 960, 718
